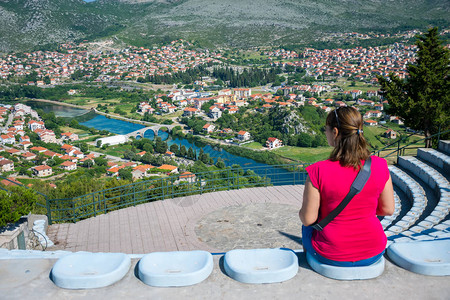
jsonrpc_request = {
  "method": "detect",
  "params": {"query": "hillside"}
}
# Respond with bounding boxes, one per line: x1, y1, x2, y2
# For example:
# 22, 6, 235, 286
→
0, 0, 449, 52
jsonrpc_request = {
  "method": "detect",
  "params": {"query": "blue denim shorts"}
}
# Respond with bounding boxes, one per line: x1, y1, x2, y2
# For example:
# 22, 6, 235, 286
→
302, 225, 384, 267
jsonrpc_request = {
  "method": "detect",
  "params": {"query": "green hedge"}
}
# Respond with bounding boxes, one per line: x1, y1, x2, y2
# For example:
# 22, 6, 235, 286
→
0, 186, 41, 228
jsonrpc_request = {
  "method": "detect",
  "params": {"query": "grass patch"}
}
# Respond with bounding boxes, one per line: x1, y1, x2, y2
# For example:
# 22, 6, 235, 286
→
59, 126, 87, 135
363, 126, 386, 150
334, 78, 379, 93
104, 144, 133, 157
272, 146, 332, 163
155, 110, 183, 120
243, 142, 264, 149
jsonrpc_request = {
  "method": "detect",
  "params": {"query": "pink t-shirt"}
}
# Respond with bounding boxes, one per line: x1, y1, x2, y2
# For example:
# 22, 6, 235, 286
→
305, 155, 389, 261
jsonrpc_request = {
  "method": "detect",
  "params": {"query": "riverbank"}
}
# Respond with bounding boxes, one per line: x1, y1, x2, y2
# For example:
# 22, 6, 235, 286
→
25, 98, 310, 166
179, 133, 299, 166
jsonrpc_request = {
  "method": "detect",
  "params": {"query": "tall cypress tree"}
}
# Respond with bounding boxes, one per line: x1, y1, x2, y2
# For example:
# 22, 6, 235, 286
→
377, 27, 449, 147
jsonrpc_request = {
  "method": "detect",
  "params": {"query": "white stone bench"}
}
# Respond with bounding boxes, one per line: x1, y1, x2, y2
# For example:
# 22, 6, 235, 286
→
417, 148, 450, 175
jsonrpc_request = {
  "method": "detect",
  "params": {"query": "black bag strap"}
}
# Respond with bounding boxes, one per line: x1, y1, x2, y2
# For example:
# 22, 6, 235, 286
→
311, 156, 372, 231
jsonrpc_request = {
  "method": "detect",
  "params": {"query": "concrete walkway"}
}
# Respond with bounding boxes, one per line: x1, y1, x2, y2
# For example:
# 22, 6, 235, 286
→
47, 185, 305, 254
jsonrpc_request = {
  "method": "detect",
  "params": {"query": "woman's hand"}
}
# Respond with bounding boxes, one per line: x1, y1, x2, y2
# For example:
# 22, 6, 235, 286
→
299, 176, 321, 226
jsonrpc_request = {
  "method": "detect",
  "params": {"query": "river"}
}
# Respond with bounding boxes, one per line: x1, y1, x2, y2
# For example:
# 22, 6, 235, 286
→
26, 101, 303, 184
80, 115, 269, 169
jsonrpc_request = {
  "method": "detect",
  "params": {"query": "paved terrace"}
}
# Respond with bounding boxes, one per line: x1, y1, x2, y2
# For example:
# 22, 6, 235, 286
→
47, 185, 305, 253
1, 185, 449, 299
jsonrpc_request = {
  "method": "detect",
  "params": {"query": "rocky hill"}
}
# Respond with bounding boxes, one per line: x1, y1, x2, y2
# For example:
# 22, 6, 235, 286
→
0, 0, 449, 52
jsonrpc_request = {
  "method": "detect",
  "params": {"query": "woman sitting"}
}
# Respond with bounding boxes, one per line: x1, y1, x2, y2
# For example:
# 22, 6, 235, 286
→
299, 106, 395, 266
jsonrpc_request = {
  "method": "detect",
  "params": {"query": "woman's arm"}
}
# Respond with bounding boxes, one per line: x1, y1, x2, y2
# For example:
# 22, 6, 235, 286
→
299, 176, 321, 226
376, 175, 395, 216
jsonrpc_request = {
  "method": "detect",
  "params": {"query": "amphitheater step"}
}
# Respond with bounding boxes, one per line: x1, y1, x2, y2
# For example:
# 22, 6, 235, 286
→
417, 148, 450, 177
438, 140, 450, 156
387, 145, 449, 244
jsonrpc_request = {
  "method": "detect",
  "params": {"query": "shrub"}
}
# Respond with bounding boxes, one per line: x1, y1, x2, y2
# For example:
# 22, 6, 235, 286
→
0, 186, 40, 228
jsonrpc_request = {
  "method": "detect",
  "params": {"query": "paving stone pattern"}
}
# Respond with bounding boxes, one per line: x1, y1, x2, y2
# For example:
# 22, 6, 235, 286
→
47, 185, 304, 254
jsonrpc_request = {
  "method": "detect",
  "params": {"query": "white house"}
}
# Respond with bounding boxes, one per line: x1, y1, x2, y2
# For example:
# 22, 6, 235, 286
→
364, 110, 382, 119
203, 124, 215, 133
60, 161, 77, 171
237, 131, 251, 141
364, 119, 378, 126
266, 137, 283, 149
209, 107, 222, 119
183, 107, 198, 117
0, 134, 15, 144
0, 159, 14, 172
28, 120, 45, 131
32, 165, 52, 177
233, 88, 251, 99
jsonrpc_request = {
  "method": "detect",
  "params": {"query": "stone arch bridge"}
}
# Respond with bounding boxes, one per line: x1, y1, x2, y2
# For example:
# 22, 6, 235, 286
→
126, 124, 176, 139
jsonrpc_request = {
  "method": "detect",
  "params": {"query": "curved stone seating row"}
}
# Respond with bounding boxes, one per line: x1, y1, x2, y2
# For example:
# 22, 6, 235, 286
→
417, 148, 450, 176
380, 192, 401, 229
398, 156, 449, 199
438, 140, 450, 156
384, 166, 427, 237
397, 156, 449, 227
388, 219, 450, 243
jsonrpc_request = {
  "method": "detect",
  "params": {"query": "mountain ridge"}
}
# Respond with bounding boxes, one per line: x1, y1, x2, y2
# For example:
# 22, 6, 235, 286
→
0, 0, 449, 52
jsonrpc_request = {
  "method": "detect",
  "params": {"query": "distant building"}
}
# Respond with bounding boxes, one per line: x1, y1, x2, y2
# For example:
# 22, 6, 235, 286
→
96, 135, 128, 146
32, 165, 52, 177
177, 171, 196, 183
158, 164, 178, 174
385, 129, 397, 139
60, 161, 77, 171
183, 107, 198, 117
237, 131, 251, 141
209, 107, 222, 119
61, 132, 79, 141
364, 119, 378, 126
266, 137, 283, 149
203, 124, 215, 133
0, 159, 14, 172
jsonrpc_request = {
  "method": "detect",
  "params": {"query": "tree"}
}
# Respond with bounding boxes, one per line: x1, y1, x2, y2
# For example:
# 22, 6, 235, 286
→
179, 145, 187, 157
79, 142, 89, 153
118, 168, 132, 181
143, 142, 154, 153
154, 137, 168, 154
83, 159, 94, 169
187, 147, 195, 160
141, 152, 153, 164
0, 186, 40, 227
169, 144, 179, 155
94, 157, 107, 166
215, 157, 225, 169
123, 150, 136, 160
377, 27, 449, 147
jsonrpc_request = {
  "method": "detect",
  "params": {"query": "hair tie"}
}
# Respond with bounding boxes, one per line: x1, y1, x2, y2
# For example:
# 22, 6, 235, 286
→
356, 129, 363, 135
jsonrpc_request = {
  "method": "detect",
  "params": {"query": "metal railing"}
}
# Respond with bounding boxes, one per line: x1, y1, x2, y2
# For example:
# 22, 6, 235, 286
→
4, 128, 448, 225
46, 164, 309, 224
373, 129, 449, 164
